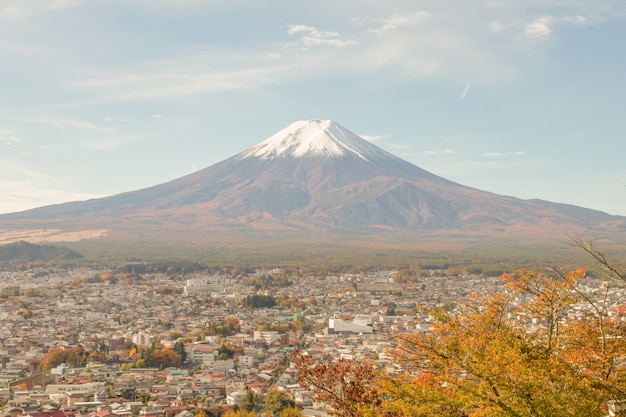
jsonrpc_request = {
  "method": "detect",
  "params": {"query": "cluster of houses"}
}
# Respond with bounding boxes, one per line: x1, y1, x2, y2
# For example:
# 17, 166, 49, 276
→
2, 264, 626, 417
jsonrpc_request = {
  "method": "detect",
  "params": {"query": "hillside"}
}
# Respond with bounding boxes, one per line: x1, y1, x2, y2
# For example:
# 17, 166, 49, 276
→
0, 241, 84, 262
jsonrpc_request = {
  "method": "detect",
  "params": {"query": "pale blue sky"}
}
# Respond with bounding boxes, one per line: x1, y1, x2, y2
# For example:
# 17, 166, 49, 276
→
1, 0, 626, 215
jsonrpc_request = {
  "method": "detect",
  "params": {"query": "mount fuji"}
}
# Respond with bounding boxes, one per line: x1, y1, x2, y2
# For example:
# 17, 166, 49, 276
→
1, 120, 624, 251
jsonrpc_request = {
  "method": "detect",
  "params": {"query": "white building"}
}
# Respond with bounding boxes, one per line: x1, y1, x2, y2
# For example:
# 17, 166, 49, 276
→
184, 278, 221, 295
187, 343, 219, 364
237, 355, 254, 369
203, 358, 235, 372
45, 381, 105, 396
328, 318, 373, 334
132, 332, 152, 347
253, 330, 282, 344
226, 391, 246, 406
50, 363, 70, 375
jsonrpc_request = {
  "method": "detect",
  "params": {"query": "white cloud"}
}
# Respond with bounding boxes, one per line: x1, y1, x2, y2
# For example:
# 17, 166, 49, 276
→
369, 11, 431, 32
385, 142, 415, 150
562, 15, 589, 25
103, 116, 128, 122
18, 116, 142, 150
0, 185, 103, 214
287, 24, 317, 35
482, 151, 527, 157
71, 64, 289, 101
359, 133, 390, 142
12, 1, 624, 108
286, 24, 356, 48
79, 135, 140, 151
423, 148, 456, 155
0, 128, 20, 145
2, 4, 558, 112
459, 81, 471, 101
301, 36, 356, 48
0, 0, 80, 21
490, 21, 505, 33
0, 157, 103, 214
524, 16, 553, 38
20, 117, 115, 133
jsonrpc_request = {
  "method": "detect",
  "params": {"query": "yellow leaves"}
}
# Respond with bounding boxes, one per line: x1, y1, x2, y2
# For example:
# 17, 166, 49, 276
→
379, 373, 466, 417
222, 409, 256, 417
502, 268, 586, 307
387, 268, 619, 416
294, 266, 626, 417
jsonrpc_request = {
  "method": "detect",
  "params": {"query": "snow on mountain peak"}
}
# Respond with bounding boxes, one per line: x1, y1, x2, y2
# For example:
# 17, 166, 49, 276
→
239, 119, 390, 161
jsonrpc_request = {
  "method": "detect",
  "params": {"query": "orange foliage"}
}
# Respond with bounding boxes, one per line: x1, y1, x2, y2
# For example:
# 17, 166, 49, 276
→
292, 352, 388, 417
40, 346, 86, 371
294, 268, 626, 417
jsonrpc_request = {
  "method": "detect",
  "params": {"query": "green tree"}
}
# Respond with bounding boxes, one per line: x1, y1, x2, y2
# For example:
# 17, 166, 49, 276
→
242, 389, 256, 412
173, 340, 187, 363
244, 294, 276, 308
264, 389, 296, 416
217, 342, 242, 359
139, 392, 155, 404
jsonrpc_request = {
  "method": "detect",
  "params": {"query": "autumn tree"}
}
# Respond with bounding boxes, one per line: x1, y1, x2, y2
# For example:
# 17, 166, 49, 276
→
294, 260, 626, 416
148, 347, 181, 369
292, 353, 386, 417
20, 310, 33, 319
207, 317, 241, 337
40, 346, 87, 371
382, 265, 626, 417
279, 407, 304, 417
216, 342, 242, 360
222, 409, 256, 417
390, 287, 604, 416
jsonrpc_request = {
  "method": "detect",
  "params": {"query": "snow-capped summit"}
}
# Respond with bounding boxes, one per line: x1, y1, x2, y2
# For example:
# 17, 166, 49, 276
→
2, 119, 623, 250
239, 119, 391, 161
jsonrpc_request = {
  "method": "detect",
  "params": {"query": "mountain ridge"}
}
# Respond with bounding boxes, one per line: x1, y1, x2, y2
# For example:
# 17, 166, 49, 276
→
0, 120, 624, 252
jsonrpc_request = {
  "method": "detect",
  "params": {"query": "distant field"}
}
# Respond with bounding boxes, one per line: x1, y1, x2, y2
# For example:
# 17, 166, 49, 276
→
2, 217, 623, 275
31, 226, 613, 275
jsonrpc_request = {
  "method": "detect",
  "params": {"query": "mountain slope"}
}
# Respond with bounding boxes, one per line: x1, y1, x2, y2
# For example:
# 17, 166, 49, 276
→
0, 120, 624, 244
0, 241, 83, 261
